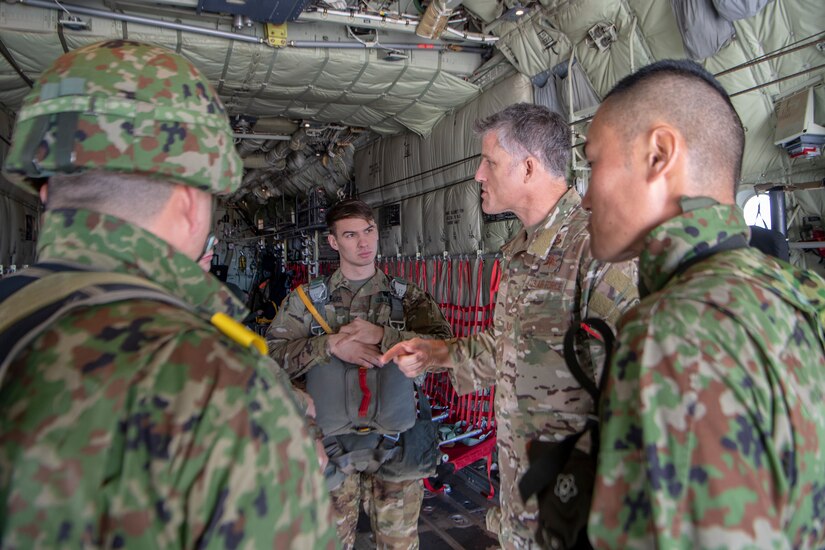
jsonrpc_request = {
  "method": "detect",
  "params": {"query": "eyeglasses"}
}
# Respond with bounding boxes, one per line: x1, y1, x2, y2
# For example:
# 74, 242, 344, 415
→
202, 234, 218, 258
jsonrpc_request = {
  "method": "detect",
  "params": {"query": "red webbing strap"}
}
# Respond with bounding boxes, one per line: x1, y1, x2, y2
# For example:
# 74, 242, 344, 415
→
445, 259, 452, 312
423, 478, 444, 494
461, 393, 472, 426
472, 259, 483, 336
448, 435, 497, 471
358, 367, 371, 417
485, 446, 496, 499
485, 259, 502, 330
456, 259, 465, 337
462, 259, 472, 337
581, 322, 604, 341
288, 263, 309, 290
431, 258, 440, 296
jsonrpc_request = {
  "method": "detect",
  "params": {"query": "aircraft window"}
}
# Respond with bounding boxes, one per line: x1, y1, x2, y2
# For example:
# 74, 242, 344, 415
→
743, 193, 772, 229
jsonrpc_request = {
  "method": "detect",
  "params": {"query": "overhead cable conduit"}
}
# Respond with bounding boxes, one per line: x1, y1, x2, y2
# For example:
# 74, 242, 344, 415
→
16, 0, 497, 50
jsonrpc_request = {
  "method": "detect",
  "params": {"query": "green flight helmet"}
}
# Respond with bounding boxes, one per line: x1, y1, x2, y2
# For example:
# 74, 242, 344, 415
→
3, 39, 242, 195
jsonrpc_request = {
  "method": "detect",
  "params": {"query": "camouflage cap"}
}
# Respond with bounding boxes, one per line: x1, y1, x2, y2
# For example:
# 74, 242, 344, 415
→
2, 39, 242, 195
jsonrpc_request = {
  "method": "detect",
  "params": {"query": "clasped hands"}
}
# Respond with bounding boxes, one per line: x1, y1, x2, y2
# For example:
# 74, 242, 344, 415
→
328, 318, 449, 377
327, 317, 386, 368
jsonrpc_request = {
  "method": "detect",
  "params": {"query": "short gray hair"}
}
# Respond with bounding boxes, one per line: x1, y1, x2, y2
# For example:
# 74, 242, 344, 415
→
473, 103, 571, 178
47, 170, 175, 224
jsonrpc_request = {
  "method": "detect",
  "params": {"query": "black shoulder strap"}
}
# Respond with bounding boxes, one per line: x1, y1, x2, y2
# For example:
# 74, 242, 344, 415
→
562, 317, 615, 406
671, 234, 749, 285
388, 277, 407, 330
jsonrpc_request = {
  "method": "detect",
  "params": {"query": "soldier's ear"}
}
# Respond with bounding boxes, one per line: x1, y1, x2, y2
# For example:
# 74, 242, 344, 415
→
328, 232, 339, 251
39, 183, 48, 205
155, 185, 212, 260
175, 185, 210, 233
645, 125, 679, 185
523, 156, 535, 183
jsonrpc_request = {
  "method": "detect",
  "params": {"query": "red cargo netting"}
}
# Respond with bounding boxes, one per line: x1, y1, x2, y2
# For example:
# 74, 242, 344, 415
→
380, 255, 502, 498
287, 261, 339, 289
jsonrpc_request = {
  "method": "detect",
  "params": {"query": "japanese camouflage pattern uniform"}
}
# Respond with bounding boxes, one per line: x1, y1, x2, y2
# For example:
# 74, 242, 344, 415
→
447, 188, 639, 549
589, 201, 825, 549
266, 269, 452, 549
0, 40, 337, 549
0, 211, 338, 549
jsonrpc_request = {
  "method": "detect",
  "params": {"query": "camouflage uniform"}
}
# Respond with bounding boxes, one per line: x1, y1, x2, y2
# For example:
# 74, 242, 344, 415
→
447, 188, 639, 548
0, 210, 338, 549
0, 41, 337, 549
590, 201, 825, 549
266, 269, 452, 549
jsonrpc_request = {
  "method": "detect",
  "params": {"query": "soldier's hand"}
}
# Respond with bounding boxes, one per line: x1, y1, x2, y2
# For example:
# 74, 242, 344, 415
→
328, 333, 383, 368
292, 387, 316, 418
381, 338, 451, 377
338, 317, 385, 345
315, 439, 329, 471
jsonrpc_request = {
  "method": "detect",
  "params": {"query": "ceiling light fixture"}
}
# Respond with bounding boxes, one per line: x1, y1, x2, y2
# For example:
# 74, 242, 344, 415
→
500, 3, 527, 21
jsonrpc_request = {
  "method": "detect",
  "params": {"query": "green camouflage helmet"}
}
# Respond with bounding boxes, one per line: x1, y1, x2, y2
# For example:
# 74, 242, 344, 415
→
2, 39, 242, 195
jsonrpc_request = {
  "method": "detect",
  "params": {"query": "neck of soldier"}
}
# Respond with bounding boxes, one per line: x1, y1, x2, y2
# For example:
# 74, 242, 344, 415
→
339, 259, 376, 281
513, 177, 569, 228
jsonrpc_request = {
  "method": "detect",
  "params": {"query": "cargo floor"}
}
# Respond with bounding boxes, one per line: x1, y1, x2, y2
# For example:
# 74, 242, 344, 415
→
354, 460, 501, 549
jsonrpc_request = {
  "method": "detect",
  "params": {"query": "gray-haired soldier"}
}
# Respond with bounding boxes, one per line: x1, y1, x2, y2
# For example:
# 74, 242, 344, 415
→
383, 103, 638, 549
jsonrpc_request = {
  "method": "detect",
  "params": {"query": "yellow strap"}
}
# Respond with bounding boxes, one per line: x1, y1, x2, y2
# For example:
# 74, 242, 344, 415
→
211, 312, 267, 355
296, 285, 334, 334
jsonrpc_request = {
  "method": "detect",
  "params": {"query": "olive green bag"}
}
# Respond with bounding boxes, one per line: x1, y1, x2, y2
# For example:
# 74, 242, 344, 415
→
378, 386, 439, 482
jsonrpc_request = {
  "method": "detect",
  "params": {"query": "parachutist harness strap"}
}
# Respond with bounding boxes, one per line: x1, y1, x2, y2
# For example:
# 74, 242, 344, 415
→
297, 276, 409, 423
296, 284, 333, 333
297, 275, 419, 489
0, 261, 266, 388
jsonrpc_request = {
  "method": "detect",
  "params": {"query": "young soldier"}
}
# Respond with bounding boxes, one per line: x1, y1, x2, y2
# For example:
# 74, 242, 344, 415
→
0, 41, 336, 548
582, 59, 825, 548
266, 199, 452, 549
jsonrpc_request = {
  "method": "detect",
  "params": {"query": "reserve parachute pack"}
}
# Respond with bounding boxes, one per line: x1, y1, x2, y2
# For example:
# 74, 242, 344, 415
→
297, 276, 416, 437
0, 261, 266, 388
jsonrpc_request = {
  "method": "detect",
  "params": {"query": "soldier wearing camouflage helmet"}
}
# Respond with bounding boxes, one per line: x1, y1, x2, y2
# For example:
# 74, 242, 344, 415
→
582, 59, 825, 548
382, 103, 639, 549
0, 40, 337, 548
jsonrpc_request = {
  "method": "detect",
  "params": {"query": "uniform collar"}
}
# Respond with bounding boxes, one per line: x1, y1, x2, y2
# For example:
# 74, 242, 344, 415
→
502, 187, 582, 260
328, 268, 390, 296
37, 208, 248, 321
639, 199, 748, 295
